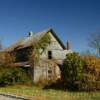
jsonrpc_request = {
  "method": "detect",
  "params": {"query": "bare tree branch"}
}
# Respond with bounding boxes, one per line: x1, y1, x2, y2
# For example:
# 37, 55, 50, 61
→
88, 32, 100, 57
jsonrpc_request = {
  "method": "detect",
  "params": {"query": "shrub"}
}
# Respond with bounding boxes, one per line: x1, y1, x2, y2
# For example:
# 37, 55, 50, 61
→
62, 52, 100, 91
62, 52, 85, 90
0, 68, 30, 86
0, 52, 32, 86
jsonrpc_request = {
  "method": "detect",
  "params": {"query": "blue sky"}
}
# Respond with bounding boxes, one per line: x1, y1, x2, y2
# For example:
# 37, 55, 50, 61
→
0, 0, 100, 52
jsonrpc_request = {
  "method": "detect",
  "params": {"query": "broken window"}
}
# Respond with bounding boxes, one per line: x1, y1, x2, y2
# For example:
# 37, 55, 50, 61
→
48, 51, 52, 59
48, 70, 52, 74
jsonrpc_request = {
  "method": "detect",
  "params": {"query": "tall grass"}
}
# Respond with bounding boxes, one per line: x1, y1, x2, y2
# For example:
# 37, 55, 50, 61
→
0, 85, 100, 100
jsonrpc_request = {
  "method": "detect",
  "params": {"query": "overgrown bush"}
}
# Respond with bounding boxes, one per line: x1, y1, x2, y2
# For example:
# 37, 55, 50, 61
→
62, 52, 85, 90
0, 52, 30, 86
0, 68, 30, 86
62, 52, 100, 91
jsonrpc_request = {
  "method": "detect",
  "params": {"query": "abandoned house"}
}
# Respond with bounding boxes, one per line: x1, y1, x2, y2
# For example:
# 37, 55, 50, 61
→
4, 28, 72, 83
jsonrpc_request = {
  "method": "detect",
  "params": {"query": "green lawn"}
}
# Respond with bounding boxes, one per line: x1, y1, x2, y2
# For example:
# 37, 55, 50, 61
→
0, 85, 100, 100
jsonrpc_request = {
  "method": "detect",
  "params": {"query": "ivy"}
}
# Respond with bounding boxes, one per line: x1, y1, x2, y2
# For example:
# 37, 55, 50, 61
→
29, 33, 51, 66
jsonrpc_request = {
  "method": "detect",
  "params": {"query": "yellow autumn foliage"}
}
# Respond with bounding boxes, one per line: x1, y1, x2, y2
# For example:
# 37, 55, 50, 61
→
83, 56, 100, 79
79, 56, 100, 91
0, 52, 15, 68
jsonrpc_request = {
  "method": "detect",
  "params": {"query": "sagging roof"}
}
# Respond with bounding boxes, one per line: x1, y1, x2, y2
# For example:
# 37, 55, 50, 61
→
4, 28, 66, 52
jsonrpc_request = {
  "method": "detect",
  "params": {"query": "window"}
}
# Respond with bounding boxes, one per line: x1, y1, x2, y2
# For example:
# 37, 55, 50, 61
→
48, 51, 52, 59
48, 70, 52, 74
15, 47, 29, 62
48, 70, 52, 80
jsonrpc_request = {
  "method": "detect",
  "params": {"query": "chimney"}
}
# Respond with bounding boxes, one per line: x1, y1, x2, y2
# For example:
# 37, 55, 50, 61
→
66, 41, 71, 50
28, 31, 33, 37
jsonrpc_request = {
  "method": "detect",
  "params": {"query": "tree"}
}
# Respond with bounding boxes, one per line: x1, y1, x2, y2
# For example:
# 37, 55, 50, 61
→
89, 33, 100, 57
62, 52, 85, 90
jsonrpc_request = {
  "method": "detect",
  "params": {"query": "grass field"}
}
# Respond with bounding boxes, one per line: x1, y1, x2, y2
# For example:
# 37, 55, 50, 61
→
0, 85, 100, 100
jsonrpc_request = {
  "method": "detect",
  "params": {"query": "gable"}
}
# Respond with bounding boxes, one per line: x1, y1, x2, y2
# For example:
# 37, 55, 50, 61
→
47, 31, 64, 50
47, 29, 66, 50
50, 29, 66, 49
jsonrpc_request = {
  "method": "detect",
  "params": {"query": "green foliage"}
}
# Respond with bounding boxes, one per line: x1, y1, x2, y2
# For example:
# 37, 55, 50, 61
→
62, 53, 100, 91
29, 33, 51, 66
62, 52, 85, 90
0, 68, 30, 86
38, 33, 51, 51
0, 33, 51, 86
0, 52, 31, 86
28, 33, 51, 82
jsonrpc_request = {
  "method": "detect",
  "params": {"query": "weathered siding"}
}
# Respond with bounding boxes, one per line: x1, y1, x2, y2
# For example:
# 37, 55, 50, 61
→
40, 32, 72, 63
33, 60, 61, 83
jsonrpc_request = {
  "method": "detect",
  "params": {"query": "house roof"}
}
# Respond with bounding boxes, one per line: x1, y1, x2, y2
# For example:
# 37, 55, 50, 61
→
5, 28, 66, 52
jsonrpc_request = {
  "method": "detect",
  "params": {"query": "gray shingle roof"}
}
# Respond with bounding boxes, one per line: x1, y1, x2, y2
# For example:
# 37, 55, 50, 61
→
4, 28, 66, 52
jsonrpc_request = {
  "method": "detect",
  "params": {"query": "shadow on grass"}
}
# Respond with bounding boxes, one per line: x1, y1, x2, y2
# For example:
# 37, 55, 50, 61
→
43, 79, 80, 92
43, 79, 64, 90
